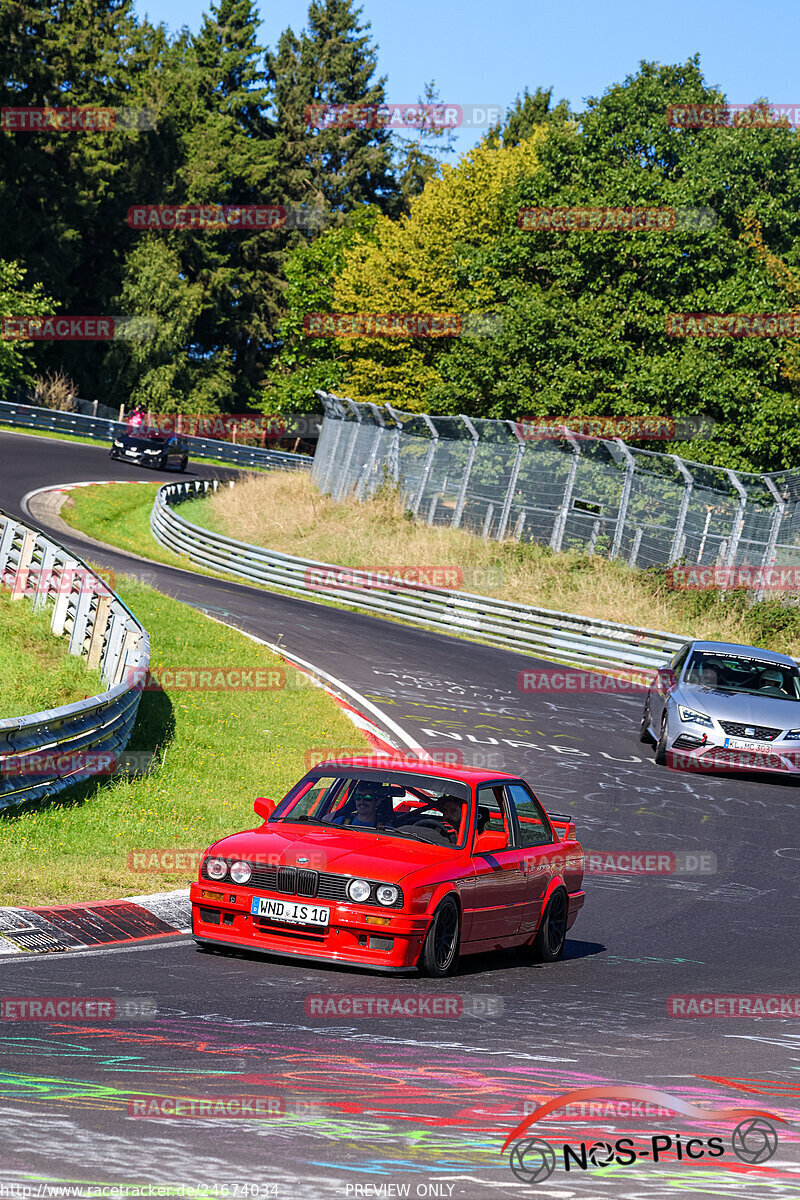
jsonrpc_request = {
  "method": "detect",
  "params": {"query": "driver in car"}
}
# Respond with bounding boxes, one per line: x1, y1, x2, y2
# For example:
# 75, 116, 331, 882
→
326, 782, 393, 828
435, 794, 464, 841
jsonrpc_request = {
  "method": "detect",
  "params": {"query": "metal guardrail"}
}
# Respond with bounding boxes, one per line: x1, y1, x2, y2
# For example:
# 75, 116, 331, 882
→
151, 479, 687, 671
0, 510, 150, 808
0, 399, 314, 472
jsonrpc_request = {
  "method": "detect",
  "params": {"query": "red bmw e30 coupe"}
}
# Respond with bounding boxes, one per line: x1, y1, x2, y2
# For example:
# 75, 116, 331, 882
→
190, 758, 585, 976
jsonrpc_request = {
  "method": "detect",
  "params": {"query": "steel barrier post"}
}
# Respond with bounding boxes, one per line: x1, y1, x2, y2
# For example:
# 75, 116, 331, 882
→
550, 435, 581, 552
756, 477, 788, 602
452, 415, 479, 529
497, 421, 526, 540
724, 470, 748, 569
412, 414, 439, 516
610, 440, 636, 560
355, 404, 384, 500
385, 404, 403, 485
669, 457, 694, 564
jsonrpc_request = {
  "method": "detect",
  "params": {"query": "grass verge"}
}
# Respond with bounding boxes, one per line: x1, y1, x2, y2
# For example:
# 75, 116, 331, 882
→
181, 471, 800, 658
0, 588, 103, 717
0, 576, 370, 904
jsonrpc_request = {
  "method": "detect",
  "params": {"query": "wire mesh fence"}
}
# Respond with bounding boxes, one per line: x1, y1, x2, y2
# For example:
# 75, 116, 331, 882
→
312, 392, 799, 589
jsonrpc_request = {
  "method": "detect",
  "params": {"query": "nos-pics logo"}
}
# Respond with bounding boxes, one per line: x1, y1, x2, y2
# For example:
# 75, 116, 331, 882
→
503, 1087, 783, 1183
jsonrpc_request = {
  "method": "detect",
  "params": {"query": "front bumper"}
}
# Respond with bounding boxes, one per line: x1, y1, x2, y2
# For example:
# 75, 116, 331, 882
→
189, 882, 431, 972
667, 737, 800, 774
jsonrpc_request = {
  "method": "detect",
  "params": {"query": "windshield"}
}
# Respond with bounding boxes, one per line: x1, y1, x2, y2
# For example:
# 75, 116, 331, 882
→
272, 771, 472, 847
684, 651, 800, 700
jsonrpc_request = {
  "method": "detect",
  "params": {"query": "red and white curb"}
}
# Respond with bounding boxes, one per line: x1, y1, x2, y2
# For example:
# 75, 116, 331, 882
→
0, 891, 189, 955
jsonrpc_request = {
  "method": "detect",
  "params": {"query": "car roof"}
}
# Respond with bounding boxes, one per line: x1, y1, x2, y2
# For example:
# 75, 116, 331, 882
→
689, 640, 797, 667
311, 756, 518, 784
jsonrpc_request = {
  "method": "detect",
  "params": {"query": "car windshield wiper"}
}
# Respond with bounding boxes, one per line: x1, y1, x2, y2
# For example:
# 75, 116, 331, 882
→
275, 815, 329, 825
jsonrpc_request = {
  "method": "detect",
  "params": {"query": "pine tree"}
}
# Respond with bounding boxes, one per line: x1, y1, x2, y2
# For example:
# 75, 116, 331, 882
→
269, 0, 398, 214
177, 0, 283, 406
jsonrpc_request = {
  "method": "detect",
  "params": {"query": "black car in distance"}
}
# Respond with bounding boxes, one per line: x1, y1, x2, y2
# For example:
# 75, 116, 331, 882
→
110, 430, 189, 471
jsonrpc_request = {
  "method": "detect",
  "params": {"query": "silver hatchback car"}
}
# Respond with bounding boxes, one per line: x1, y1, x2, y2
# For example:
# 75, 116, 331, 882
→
641, 639, 800, 775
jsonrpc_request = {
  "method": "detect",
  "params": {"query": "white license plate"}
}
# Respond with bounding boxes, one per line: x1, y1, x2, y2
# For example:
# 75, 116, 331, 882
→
724, 738, 775, 754
125, 449, 138, 456
250, 897, 329, 925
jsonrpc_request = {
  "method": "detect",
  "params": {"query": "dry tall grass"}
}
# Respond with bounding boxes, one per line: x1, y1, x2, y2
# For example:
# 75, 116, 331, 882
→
191, 471, 798, 654
31, 369, 77, 411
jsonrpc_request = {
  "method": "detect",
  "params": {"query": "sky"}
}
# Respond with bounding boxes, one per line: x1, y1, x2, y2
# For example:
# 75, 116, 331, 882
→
135, 0, 800, 154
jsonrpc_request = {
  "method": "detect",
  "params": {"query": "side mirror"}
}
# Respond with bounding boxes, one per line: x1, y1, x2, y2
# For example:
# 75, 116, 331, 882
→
254, 797, 275, 821
474, 830, 507, 854
656, 666, 678, 692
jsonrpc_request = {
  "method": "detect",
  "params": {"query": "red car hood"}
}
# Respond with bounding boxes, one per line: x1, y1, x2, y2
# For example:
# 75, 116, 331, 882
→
206, 824, 461, 884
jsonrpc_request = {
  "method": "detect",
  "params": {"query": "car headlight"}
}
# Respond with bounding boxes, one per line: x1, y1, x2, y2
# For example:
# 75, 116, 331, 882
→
678, 706, 713, 728
230, 861, 252, 884
143, 447, 159, 454
784, 729, 800, 740
205, 857, 227, 880
376, 884, 399, 907
113, 439, 123, 447
347, 878, 371, 903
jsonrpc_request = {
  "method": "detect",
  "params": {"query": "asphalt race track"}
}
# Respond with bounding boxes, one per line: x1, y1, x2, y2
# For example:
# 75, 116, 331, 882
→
1, 429, 799, 1199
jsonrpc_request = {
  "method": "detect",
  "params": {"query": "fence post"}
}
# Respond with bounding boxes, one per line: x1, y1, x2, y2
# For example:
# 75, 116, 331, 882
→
755, 477, 788, 602
628, 527, 643, 567
610, 440, 636, 560
384, 403, 403, 485
452, 415, 479, 530
313, 391, 344, 493
497, 421, 526, 540
412, 414, 439, 516
669, 456, 694, 564
333, 399, 365, 500
550, 435, 581, 552
355, 404, 384, 500
724, 469, 748, 569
